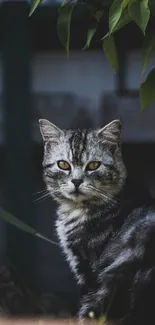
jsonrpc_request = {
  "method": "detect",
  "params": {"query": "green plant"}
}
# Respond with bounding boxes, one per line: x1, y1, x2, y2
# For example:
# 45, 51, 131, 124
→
30, 0, 155, 110
0, 206, 58, 246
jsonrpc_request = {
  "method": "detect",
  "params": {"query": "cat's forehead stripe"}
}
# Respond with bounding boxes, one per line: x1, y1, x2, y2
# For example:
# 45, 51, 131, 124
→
69, 130, 82, 163
69, 130, 88, 163
79, 130, 88, 161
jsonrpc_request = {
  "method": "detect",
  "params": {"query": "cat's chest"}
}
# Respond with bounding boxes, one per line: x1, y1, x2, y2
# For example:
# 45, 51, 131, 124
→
56, 207, 88, 250
56, 205, 112, 274
57, 205, 112, 252
56, 207, 89, 284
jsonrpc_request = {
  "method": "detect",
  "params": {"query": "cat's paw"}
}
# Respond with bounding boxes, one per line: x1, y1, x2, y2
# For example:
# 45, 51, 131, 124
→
78, 303, 90, 319
78, 298, 101, 319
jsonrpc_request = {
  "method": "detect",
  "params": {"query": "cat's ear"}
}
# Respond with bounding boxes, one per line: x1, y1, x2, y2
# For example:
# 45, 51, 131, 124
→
97, 120, 122, 143
39, 119, 64, 142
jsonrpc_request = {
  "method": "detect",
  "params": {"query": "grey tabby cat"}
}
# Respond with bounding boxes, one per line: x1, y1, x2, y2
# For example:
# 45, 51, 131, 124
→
39, 118, 155, 325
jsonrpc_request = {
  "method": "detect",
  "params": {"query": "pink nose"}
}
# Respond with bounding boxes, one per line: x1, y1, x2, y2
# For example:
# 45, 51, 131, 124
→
71, 179, 83, 188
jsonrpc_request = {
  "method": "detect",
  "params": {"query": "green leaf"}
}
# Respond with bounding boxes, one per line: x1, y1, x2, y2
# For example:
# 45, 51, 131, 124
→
98, 315, 107, 325
0, 207, 59, 246
83, 9, 103, 50
57, 0, 77, 53
128, 0, 150, 34
109, 0, 123, 34
113, 7, 131, 32
103, 35, 119, 71
61, 0, 72, 7
101, 9, 131, 40
140, 68, 155, 110
101, 32, 110, 40
29, 0, 43, 17
109, 1, 131, 34
121, 0, 130, 10
142, 32, 155, 73
83, 28, 97, 50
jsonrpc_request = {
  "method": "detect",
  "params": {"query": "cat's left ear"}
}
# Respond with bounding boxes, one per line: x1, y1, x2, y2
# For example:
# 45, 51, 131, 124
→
97, 120, 122, 144
39, 119, 64, 142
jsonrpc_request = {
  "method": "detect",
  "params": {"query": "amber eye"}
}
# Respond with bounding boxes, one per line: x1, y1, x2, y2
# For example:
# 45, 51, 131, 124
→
57, 160, 71, 170
86, 161, 101, 171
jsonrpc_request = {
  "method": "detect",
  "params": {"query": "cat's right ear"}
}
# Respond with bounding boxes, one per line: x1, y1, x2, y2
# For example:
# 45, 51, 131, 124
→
97, 120, 122, 143
39, 119, 64, 142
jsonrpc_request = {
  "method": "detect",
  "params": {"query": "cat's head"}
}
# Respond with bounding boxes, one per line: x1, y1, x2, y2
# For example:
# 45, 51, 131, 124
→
39, 119, 127, 205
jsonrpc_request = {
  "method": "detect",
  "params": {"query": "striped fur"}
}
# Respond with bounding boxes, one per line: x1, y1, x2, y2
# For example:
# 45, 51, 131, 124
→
39, 119, 155, 325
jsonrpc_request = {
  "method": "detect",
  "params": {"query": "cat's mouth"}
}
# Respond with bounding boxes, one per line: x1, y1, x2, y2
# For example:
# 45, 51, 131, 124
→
66, 189, 88, 202
70, 188, 83, 196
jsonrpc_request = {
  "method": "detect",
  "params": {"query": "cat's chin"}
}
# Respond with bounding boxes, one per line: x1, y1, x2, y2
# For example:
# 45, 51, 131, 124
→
61, 192, 103, 204
64, 192, 88, 203
54, 188, 92, 203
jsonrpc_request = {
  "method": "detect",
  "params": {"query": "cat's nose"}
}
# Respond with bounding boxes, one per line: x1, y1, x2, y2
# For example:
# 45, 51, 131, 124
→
71, 179, 83, 188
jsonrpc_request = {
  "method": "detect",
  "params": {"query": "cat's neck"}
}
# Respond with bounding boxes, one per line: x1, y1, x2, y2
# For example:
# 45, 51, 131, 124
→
57, 200, 91, 223
57, 195, 120, 227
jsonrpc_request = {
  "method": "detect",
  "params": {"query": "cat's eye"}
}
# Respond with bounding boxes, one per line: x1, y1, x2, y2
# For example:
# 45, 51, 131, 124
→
57, 160, 71, 170
85, 161, 101, 171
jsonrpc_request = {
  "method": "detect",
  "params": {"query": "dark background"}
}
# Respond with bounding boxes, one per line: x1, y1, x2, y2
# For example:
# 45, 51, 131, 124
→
0, 0, 155, 317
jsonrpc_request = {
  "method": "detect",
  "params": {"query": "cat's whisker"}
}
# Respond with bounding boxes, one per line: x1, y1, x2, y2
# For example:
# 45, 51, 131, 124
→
33, 192, 51, 203
33, 188, 60, 203
32, 189, 48, 196
101, 190, 116, 202
87, 185, 115, 203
